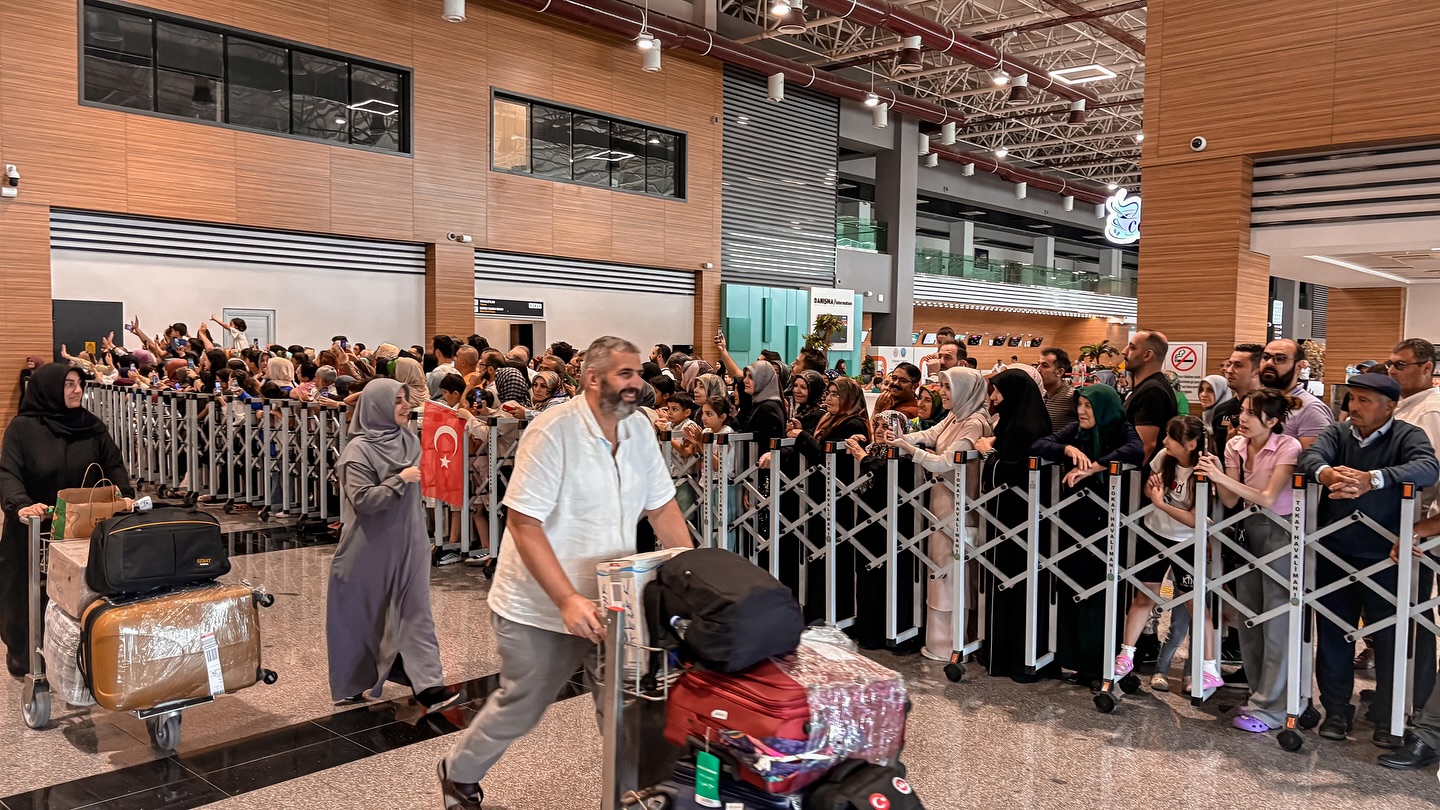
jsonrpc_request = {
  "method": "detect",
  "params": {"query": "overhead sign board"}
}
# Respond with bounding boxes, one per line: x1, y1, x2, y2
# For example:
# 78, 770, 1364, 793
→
808, 287, 856, 351
474, 298, 545, 319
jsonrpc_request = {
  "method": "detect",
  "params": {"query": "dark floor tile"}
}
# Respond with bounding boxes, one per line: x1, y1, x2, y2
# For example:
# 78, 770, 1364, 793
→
175, 720, 340, 774
1, 759, 195, 810
308, 702, 407, 737
75, 778, 227, 810
344, 712, 470, 754
455, 673, 501, 706
199, 738, 372, 795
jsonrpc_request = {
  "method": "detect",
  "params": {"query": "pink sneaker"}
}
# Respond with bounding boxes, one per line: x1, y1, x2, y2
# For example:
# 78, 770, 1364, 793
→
1202, 671, 1225, 691
1114, 654, 1135, 678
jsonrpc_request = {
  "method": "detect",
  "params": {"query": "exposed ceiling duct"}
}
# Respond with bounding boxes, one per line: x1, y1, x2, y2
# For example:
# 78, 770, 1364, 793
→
801, 0, 1104, 105
499, 0, 962, 124
930, 145, 1108, 205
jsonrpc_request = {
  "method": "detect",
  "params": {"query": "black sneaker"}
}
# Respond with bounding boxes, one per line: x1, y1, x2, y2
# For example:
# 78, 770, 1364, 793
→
438, 759, 483, 808
417, 685, 461, 715
6, 651, 27, 679
1318, 714, 1352, 741
1373, 726, 1403, 749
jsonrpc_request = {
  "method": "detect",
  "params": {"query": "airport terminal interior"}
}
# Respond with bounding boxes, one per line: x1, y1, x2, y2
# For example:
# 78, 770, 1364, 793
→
3, 0, 1440, 808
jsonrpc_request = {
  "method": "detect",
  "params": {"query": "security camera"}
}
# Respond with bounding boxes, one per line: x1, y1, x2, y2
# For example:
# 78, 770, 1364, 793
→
1189, 136, 1207, 152
447, 232, 472, 243
3, 165, 17, 186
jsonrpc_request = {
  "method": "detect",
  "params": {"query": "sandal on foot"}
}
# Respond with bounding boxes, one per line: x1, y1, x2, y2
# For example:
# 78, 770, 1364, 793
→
1232, 712, 1270, 734
1113, 654, 1135, 678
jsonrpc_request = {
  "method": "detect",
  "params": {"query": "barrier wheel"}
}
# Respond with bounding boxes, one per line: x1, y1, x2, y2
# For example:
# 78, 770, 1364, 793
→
1277, 729, 1303, 753
255, 592, 276, 608
21, 683, 51, 730
147, 713, 182, 751
1119, 674, 1141, 695
1094, 692, 1117, 714
943, 663, 965, 683
261, 669, 279, 685
1298, 705, 1320, 730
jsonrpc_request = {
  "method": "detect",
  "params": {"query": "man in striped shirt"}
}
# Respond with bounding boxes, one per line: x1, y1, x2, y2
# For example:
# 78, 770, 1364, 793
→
1039, 347, 1077, 432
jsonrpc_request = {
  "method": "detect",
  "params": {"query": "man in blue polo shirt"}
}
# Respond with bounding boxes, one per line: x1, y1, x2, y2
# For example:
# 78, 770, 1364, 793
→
1298, 372, 1439, 747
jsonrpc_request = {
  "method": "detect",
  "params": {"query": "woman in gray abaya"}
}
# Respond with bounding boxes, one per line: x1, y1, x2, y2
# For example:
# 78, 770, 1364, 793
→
326, 378, 458, 712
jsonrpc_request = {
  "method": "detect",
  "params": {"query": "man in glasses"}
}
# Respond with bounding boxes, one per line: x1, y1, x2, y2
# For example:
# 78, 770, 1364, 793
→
1377, 338, 1440, 768
875, 362, 922, 419
1259, 338, 1333, 449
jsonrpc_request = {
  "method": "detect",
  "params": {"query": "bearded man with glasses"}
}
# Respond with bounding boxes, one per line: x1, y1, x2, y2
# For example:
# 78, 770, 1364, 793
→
1259, 338, 1333, 449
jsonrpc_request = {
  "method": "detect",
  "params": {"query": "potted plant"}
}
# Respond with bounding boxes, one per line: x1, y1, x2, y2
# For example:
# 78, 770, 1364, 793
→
803, 314, 848, 352
1079, 339, 1120, 368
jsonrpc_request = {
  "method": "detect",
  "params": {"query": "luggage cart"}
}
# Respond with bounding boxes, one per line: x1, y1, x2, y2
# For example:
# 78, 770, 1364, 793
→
19, 517, 278, 751
598, 606, 682, 810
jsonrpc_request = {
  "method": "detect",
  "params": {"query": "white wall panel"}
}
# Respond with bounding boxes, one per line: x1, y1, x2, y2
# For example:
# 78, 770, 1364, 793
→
1406, 285, 1440, 344
473, 280, 694, 354
51, 251, 425, 350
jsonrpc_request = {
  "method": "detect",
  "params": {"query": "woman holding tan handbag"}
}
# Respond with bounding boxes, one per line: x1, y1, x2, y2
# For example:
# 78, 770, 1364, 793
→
0, 363, 133, 677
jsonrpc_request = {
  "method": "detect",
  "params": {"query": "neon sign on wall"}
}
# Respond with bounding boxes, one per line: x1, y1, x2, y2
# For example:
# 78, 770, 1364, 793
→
1104, 188, 1141, 245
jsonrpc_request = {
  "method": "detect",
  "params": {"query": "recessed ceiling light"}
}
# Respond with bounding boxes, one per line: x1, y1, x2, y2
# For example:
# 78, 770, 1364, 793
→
1049, 64, 1118, 85
961, 210, 987, 216
1304, 255, 1412, 284
1030, 224, 1052, 229
347, 98, 399, 116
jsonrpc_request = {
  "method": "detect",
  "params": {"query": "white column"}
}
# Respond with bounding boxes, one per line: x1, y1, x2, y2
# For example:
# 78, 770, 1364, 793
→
1033, 236, 1056, 268
949, 220, 975, 257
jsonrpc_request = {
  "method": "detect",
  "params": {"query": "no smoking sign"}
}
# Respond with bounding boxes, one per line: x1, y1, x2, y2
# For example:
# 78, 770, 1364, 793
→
1169, 346, 1198, 373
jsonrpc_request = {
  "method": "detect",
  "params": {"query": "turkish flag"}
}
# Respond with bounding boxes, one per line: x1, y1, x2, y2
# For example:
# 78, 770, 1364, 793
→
421, 401, 467, 507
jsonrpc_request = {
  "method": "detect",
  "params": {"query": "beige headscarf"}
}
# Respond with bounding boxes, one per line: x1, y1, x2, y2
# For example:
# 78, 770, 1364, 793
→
267, 356, 295, 386
392, 357, 428, 408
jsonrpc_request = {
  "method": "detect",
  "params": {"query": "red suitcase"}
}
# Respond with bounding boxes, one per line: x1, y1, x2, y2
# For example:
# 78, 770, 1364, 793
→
664, 660, 826, 794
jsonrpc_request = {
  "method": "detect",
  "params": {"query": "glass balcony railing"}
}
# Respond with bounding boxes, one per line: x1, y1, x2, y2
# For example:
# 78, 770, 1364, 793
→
914, 249, 1137, 298
836, 216, 888, 252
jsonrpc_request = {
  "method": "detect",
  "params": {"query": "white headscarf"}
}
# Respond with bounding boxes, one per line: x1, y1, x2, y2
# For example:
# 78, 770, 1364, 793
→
1201, 374, 1232, 421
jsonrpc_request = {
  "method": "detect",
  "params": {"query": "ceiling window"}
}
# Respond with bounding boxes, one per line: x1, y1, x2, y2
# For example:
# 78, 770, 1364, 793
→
80, 1, 410, 154
491, 92, 686, 200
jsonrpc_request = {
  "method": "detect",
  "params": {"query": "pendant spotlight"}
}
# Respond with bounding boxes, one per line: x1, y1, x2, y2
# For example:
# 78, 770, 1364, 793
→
918, 132, 930, 156
1067, 99, 1087, 126
1062, 195, 1074, 211
925, 153, 939, 168
961, 163, 975, 177
864, 91, 880, 107
896, 36, 923, 72
992, 72, 1010, 86
939, 121, 956, 145
994, 145, 1009, 159
442, 0, 466, 22
640, 34, 662, 72
1134, 131, 1146, 143
872, 102, 888, 129
1014, 182, 1027, 200
1008, 73, 1030, 104
637, 31, 656, 49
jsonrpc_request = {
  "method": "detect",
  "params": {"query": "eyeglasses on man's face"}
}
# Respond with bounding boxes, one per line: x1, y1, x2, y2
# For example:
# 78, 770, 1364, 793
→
1260, 353, 1292, 365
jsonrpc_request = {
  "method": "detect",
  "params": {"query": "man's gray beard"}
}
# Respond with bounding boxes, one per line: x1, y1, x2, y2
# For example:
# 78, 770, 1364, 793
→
600, 382, 638, 419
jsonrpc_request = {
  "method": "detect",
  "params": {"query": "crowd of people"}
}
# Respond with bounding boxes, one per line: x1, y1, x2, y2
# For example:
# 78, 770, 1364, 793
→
9, 315, 1440, 776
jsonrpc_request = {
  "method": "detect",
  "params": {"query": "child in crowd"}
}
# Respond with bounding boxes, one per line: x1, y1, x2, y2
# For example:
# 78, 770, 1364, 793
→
685, 396, 737, 549
1196, 389, 1303, 734
1114, 415, 1224, 693
659, 391, 700, 525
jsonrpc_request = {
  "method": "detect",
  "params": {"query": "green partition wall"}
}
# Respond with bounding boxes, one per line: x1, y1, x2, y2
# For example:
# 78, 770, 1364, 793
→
719, 284, 863, 375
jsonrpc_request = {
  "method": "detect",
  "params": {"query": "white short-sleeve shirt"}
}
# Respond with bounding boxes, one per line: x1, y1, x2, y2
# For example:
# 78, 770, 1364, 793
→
488, 395, 677, 634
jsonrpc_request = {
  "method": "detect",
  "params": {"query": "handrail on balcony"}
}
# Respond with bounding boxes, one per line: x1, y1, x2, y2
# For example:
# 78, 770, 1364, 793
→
914, 248, 1136, 298
836, 216, 888, 252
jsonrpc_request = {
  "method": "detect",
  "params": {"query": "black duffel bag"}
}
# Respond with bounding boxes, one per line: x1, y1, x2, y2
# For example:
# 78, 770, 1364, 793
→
805, 760, 925, 810
86, 507, 230, 595
644, 547, 804, 672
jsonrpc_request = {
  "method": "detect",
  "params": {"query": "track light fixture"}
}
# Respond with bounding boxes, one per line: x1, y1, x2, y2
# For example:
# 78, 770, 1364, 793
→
1014, 182, 1027, 200
1134, 131, 1145, 143
961, 163, 975, 177
872, 103, 888, 129
939, 121, 956, 145
642, 41, 661, 72
636, 31, 656, 50
918, 132, 930, 156
896, 36, 923, 72
992, 72, 1010, 86
767, 73, 785, 103
1067, 99, 1087, 126
994, 145, 1009, 159
1062, 195, 1074, 211
442, 0, 466, 22
776, 0, 806, 33
1008, 74, 1030, 104
770, 0, 791, 14
864, 91, 880, 107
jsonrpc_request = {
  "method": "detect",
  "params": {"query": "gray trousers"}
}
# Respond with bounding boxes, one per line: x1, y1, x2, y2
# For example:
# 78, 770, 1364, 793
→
445, 613, 598, 784
1235, 516, 1292, 728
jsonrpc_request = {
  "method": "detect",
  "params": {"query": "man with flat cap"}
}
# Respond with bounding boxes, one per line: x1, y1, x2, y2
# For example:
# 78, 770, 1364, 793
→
1298, 372, 1440, 746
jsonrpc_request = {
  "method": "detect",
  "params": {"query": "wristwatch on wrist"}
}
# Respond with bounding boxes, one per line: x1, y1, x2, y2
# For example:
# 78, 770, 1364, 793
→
1370, 470, 1383, 490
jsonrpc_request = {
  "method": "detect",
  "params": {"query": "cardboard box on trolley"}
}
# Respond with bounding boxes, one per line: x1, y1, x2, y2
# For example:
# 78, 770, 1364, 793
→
596, 547, 687, 678
46, 539, 101, 620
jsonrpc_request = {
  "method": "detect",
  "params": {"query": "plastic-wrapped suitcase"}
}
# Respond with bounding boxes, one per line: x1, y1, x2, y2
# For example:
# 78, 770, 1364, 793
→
43, 602, 95, 707
79, 582, 273, 712
664, 637, 908, 796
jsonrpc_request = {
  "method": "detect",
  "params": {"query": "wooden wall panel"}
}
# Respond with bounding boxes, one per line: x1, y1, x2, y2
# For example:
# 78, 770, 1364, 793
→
227, 0, 326, 44
410, 2, 488, 242
552, 183, 614, 261
912, 309, 1125, 371
125, 117, 238, 223
1325, 288, 1407, 387
0, 203, 60, 428
486, 172, 554, 255
326, 0, 414, 67
1332, 26, 1440, 145
1157, 0, 1337, 70
234, 135, 332, 234
427, 242, 477, 339
1336, 0, 1436, 42
329, 148, 414, 242
481, 9, 556, 98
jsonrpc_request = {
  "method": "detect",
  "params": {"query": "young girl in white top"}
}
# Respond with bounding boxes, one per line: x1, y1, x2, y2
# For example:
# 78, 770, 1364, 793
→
684, 396, 737, 550
1114, 415, 1224, 692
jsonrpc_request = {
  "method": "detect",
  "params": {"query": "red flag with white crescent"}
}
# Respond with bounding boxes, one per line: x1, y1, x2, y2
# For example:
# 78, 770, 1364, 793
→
421, 401, 466, 507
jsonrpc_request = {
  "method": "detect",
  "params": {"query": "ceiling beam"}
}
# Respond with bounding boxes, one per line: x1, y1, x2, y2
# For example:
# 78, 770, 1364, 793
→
1036, 0, 1145, 55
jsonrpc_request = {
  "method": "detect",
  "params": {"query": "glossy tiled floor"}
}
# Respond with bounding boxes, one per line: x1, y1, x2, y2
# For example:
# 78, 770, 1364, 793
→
3, 510, 1438, 809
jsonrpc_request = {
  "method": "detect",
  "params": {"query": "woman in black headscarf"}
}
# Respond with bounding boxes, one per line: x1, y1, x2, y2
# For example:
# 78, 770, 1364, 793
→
978, 369, 1053, 681
0, 364, 134, 677
788, 370, 827, 433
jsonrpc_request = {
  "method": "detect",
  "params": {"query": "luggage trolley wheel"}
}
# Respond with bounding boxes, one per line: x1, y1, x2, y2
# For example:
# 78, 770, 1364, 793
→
1297, 704, 1321, 730
21, 680, 51, 730
1118, 674, 1141, 695
943, 662, 965, 683
1094, 691, 1118, 714
260, 668, 279, 685
146, 713, 182, 751
1277, 729, 1303, 753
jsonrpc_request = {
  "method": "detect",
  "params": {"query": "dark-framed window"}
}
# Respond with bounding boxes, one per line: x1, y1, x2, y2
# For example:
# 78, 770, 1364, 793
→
491, 92, 686, 200
81, 1, 410, 154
